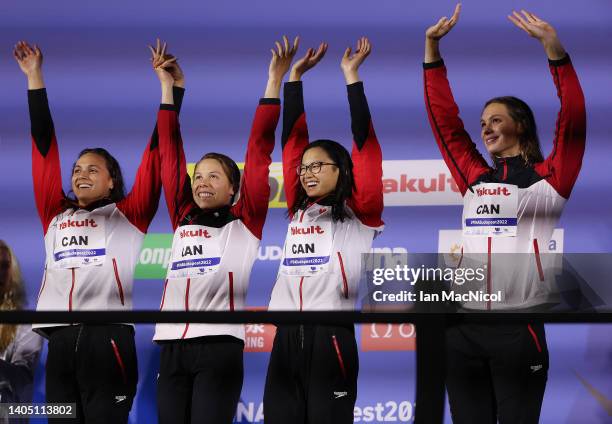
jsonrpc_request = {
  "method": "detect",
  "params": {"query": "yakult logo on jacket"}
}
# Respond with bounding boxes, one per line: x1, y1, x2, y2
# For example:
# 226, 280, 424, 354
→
179, 228, 211, 239
290, 225, 325, 236
59, 218, 98, 230
475, 186, 512, 197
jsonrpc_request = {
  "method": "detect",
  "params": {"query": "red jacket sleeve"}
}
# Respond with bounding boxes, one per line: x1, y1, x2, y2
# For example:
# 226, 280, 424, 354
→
423, 61, 491, 196
281, 81, 310, 217
116, 109, 164, 233
345, 82, 384, 228
156, 105, 196, 231
534, 56, 586, 199
231, 99, 280, 239
28, 89, 66, 234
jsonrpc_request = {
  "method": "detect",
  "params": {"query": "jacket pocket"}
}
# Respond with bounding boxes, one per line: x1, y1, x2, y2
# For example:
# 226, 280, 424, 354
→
532, 239, 545, 282
337, 252, 349, 299
110, 338, 128, 384
112, 258, 125, 305
332, 334, 347, 379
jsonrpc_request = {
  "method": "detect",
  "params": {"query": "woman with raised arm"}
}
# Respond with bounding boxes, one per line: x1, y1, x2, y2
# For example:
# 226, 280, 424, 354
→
423, 5, 585, 423
152, 37, 290, 424
13, 41, 168, 422
264, 37, 384, 424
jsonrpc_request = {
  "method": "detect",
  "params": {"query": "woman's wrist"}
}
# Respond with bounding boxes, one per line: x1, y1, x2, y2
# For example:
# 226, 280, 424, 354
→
161, 83, 174, 104
264, 78, 282, 98
289, 69, 302, 82
343, 70, 359, 85
542, 38, 566, 61
26, 70, 45, 90
424, 38, 442, 63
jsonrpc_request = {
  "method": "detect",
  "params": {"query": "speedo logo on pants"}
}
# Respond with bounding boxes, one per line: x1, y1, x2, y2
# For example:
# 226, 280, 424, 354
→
334, 391, 348, 399
530, 364, 543, 373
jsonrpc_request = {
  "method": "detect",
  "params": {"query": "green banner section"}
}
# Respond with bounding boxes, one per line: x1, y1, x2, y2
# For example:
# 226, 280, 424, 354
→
134, 233, 173, 280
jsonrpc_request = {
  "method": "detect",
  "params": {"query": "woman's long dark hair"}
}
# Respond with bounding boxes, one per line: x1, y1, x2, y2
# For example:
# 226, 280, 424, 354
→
484, 96, 544, 165
67, 148, 126, 206
0, 240, 26, 352
195, 153, 241, 205
290, 139, 355, 222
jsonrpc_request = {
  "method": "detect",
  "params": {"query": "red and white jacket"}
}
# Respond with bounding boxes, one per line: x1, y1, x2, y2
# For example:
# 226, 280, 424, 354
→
268, 81, 384, 311
153, 98, 280, 341
424, 55, 586, 309
29, 88, 163, 335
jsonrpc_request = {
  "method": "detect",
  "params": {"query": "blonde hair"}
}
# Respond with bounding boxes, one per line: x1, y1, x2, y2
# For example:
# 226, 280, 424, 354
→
0, 240, 26, 352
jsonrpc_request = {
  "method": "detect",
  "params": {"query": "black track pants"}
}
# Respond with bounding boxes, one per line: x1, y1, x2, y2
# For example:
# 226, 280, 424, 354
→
46, 324, 138, 424
263, 325, 358, 424
157, 335, 244, 424
445, 323, 549, 424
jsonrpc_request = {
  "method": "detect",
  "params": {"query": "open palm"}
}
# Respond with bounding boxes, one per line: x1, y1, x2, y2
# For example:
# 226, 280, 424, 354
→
425, 4, 461, 40
508, 10, 557, 44
291, 42, 327, 79
13, 41, 42, 75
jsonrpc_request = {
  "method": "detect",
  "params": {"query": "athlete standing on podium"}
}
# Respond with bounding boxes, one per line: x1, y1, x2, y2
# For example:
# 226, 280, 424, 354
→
13, 41, 166, 422
423, 5, 586, 423
152, 37, 293, 423
264, 37, 384, 424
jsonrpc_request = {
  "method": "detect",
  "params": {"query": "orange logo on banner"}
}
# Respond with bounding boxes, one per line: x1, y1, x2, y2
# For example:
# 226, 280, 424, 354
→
244, 308, 276, 352
360, 323, 417, 351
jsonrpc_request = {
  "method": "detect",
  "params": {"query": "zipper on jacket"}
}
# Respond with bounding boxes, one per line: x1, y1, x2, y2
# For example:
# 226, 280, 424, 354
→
69, 269, 76, 311
332, 334, 347, 379
533, 239, 545, 281
501, 158, 508, 181
112, 258, 125, 305
110, 338, 128, 384
337, 252, 349, 299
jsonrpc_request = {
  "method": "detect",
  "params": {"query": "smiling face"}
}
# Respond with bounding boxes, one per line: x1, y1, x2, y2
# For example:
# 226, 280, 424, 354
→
300, 147, 339, 199
192, 158, 235, 210
480, 102, 522, 158
71, 153, 114, 207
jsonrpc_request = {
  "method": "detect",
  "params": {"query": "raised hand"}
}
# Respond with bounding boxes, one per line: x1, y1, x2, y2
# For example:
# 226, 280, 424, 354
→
13, 41, 45, 89
289, 42, 328, 82
269, 35, 299, 82
508, 10, 565, 60
341, 37, 371, 84
424, 4, 461, 63
426, 4, 461, 41
148, 39, 176, 104
148, 39, 176, 87
160, 54, 185, 88
265, 35, 300, 98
